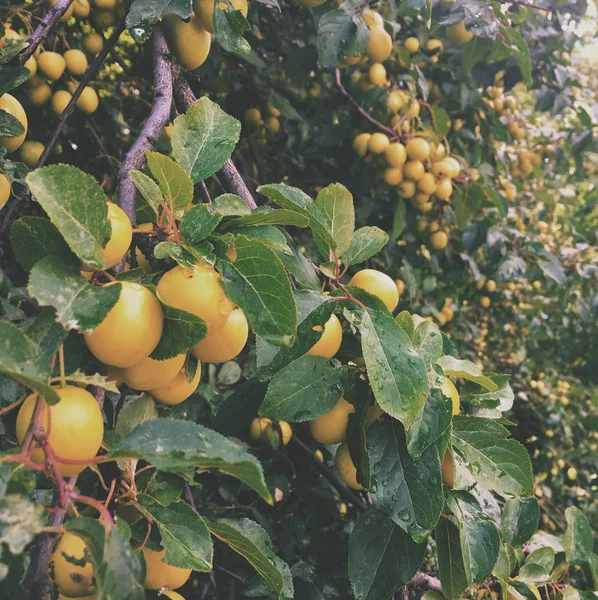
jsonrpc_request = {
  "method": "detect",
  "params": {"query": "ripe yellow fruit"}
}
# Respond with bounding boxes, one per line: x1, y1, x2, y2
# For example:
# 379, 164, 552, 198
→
387, 91, 403, 113
250, 417, 272, 441
336, 443, 363, 490
244, 107, 263, 129
567, 467, 577, 480
266, 117, 280, 134
310, 397, 354, 444
157, 264, 233, 333
368, 132, 390, 154
404, 160, 425, 181
73, 0, 91, 18
418, 172, 437, 195
365, 403, 384, 429
397, 180, 416, 198
94, 0, 117, 7
486, 280, 497, 293
430, 230, 449, 250
38, 51, 66, 81
432, 157, 460, 179
446, 20, 473, 46
404, 37, 420, 53
19, 141, 44, 168
441, 378, 460, 415
163, 14, 211, 71
16, 386, 104, 477
442, 450, 454, 487
385, 142, 407, 167
149, 363, 202, 405
64, 49, 88, 76
353, 133, 371, 157
50, 532, 94, 597
195, 0, 249, 33
85, 201, 133, 269
367, 26, 392, 62
434, 178, 453, 200
0, 173, 10, 209
50, 0, 75, 20
143, 547, 191, 591
163, 593, 186, 600
428, 221, 440, 234
266, 420, 293, 445
369, 63, 387, 86
0, 93, 28, 152
406, 137, 430, 161
94, 8, 115, 28
51, 90, 72, 116
362, 10, 383, 28
84, 282, 164, 368
349, 269, 399, 311
394, 279, 405, 296
192, 308, 248, 363
480, 296, 491, 308
404, 99, 420, 119
266, 103, 280, 117
119, 353, 186, 391
83, 32, 103, 55
430, 143, 446, 161
383, 167, 403, 186
306, 314, 342, 359
76, 86, 99, 114
24, 56, 37, 79
28, 82, 52, 106
426, 38, 443, 53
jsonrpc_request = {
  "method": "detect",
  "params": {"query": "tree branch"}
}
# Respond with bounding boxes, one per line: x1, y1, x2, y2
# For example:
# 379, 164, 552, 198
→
170, 64, 258, 210
334, 68, 396, 137
288, 436, 367, 510
117, 25, 173, 227
36, 21, 126, 169
18, 0, 76, 64
408, 572, 443, 593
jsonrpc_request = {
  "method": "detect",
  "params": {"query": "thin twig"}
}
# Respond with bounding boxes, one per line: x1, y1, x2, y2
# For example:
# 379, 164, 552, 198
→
18, 0, 76, 63
334, 68, 395, 137
36, 21, 126, 168
288, 436, 367, 509
117, 25, 173, 227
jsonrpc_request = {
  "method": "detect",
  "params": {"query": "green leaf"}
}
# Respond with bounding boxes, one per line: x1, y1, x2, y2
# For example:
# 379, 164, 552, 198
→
392, 200, 407, 240
501, 497, 540, 546
436, 517, 469, 599
180, 204, 222, 243
348, 509, 426, 600
26, 165, 111, 269
563, 506, 593, 566
151, 300, 207, 360
142, 501, 213, 572
216, 235, 297, 347
367, 419, 443, 542
267, 91, 301, 121
129, 170, 163, 216
314, 183, 354, 258
63, 370, 119, 393
317, 9, 369, 69
447, 491, 500, 585
126, 0, 192, 28
258, 183, 335, 250
395, 310, 415, 338
28, 257, 121, 332
153, 240, 214, 268
500, 27, 532, 86
0, 110, 25, 138
436, 356, 498, 391
213, 379, 268, 436
10, 216, 77, 272
452, 416, 533, 497
146, 151, 193, 213
429, 105, 452, 137
277, 231, 321, 291
351, 290, 428, 430
140, 471, 185, 506
342, 226, 389, 267
260, 356, 348, 422
412, 320, 443, 365
462, 36, 492, 74
109, 419, 272, 503
484, 186, 508, 218
519, 547, 555, 583
224, 207, 310, 230
207, 518, 293, 599
0, 495, 46, 555
0, 40, 28, 65
0, 321, 59, 404
172, 97, 241, 183
0, 67, 30, 95
236, 225, 291, 254
115, 395, 158, 440
212, 193, 251, 216
406, 388, 452, 460
212, 0, 251, 54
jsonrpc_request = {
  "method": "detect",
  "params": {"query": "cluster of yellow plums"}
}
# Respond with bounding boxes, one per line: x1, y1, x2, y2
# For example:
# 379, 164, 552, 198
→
243, 103, 282, 139
163, 0, 248, 72
474, 277, 498, 309
50, 529, 192, 598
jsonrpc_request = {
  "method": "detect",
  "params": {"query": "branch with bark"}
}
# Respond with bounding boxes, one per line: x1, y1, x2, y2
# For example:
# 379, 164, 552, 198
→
117, 25, 173, 226
18, 0, 76, 64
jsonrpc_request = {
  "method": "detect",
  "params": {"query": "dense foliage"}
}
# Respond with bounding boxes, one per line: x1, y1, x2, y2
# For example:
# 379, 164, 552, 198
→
0, 0, 596, 599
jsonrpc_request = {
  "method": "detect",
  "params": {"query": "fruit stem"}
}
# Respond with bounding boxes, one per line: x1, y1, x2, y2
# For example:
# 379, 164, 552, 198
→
58, 345, 66, 388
